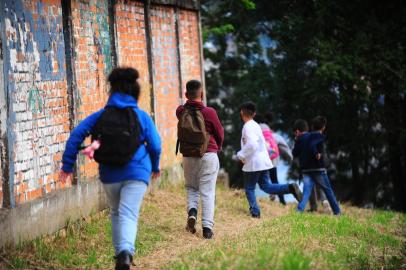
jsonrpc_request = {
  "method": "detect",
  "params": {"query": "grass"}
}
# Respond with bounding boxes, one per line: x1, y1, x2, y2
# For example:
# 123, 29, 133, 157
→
1, 182, 405, 270
167, 212, 405, 270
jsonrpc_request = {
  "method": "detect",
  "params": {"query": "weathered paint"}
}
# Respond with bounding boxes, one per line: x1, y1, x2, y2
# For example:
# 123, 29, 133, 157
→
115, 0, 151, 113
70, 0, 114, 181
0, 15, 5, 208
28, 88, 44, 113
0, 0, 203, 208
150, 5, 182, 169
3, 0, 71, 205
178, 9, 203, 93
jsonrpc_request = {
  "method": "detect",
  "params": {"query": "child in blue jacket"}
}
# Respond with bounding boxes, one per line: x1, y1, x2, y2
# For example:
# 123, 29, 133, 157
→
59, 67, 161, 270
292, 117, 341, 215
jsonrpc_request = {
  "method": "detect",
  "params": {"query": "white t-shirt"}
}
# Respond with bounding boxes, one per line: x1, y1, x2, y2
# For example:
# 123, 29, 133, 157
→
237, 120, 273, 172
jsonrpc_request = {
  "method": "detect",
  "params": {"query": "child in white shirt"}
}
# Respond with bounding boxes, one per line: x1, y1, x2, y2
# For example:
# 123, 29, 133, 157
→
237, 102, 302, 218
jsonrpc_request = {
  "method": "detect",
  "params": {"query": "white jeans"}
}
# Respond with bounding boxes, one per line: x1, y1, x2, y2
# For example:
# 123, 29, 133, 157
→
183, 153, 219, 229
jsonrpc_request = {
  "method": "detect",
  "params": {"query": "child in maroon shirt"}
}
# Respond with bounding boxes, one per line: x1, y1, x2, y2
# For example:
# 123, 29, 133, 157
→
176, 80, 224, 239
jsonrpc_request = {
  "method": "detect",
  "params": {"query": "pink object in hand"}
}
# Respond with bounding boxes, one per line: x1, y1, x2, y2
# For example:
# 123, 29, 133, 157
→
82, 140, 101, 160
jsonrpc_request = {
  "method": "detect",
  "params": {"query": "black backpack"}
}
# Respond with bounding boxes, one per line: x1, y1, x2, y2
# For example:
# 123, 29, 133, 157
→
91, 107, 141, 166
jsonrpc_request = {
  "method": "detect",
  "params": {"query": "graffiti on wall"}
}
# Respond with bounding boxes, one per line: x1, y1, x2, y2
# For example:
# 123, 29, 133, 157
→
4, 0, 70, 204
28, 89, 44, 113
1, 0, 203, 206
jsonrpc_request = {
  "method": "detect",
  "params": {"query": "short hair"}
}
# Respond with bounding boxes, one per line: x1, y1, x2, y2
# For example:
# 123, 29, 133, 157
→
293, 119, 309, 132
108, 67, 140, 100
311, 116, 327, 130
186, 80, 202, 99
253, 114, 266, 124
264, 111, 274, 124
240, 101, 256, 117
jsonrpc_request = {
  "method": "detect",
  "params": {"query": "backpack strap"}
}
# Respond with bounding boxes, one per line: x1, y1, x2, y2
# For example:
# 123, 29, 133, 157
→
175, 139, 180, 155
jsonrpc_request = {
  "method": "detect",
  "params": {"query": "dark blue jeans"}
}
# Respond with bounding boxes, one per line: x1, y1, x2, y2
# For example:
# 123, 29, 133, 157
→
297, 171, 341, 215
244, 170, 290, 216
269, 167, 287, 204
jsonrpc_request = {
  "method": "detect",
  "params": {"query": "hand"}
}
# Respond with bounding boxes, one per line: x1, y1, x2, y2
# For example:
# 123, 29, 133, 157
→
59, 170, 72, 184
151, 171, 161, 179
82, 140, 101, 160
316, 153, 321, 160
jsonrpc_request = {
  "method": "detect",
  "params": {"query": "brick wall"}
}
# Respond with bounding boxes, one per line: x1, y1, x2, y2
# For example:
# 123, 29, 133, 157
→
0, 0, 202, 207
3, 0, 71, 206
115, 0, 151, 113
70, 0, 113, 181
0, 33, 3, 206
178, 9, 202, 94
150, 5, 180, 169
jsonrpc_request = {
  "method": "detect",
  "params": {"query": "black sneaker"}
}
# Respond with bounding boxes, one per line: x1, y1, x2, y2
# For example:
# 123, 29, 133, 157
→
186, 208, 197, 234
251, 213, 260, 218
115, 250, 132, 270
289, 183, 303, 202
202, 227, 213, 239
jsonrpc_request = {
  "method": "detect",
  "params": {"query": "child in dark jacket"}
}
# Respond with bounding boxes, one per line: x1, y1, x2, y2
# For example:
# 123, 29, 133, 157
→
292, 117, 341, 215
60, 67, 161, 270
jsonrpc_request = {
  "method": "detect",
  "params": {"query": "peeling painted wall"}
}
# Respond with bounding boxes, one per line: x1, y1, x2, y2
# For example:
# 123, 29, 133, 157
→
150, 5, 181, 168
0, 19, 5, 207
115, 0, 151, 113
0, 0, 203, 208
3, 0, 71, 206
70, 0, 113, 181
178, 9, 202, 93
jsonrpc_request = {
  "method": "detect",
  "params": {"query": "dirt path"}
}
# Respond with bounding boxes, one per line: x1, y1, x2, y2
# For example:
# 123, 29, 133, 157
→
135, 188, 291, 269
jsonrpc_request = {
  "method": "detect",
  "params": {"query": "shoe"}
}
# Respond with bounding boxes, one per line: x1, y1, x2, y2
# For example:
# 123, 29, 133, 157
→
115, 250, 132, 270
289, 184, 303, 202
186, 208, 197, 234
269, 194, 276, 201
251, 213, 260, 218
202, 227, 214, 239
322, 200, 332, 214
279, 196, 287, 206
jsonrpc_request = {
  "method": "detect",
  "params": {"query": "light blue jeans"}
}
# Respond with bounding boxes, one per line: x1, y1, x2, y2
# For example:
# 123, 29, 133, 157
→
103, 180, 147, 256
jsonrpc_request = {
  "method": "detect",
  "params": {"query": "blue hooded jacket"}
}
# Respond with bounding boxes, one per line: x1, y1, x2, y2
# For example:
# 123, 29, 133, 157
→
62, 93, 161, 185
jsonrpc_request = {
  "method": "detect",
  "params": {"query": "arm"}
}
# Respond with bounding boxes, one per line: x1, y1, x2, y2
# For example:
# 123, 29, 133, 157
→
207, 108, 224, 150
279, 144, 293, 162
310, 134, 325, 159
61, 110, 103, 173
143, 113, 162, 173
292, 139, 301, 158
237, 126, 259, 161
176, 105, 184, 119
274, 133, 293, 162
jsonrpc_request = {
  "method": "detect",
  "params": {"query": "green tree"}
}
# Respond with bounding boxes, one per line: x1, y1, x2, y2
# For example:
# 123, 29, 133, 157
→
201, 0, 406, 211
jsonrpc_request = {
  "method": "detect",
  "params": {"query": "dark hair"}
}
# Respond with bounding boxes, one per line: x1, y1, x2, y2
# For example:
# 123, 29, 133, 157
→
108, 67, 140, 100
264, 111, 274, 124
293, 119, 309, 132
186, 80, 202, 99
254, 114, 266, 124
240, 101, 256, 117
311, 116, 327, 130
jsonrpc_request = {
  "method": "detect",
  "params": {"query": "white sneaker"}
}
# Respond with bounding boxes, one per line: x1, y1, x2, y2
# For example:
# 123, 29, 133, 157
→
322, 200, 332, 214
